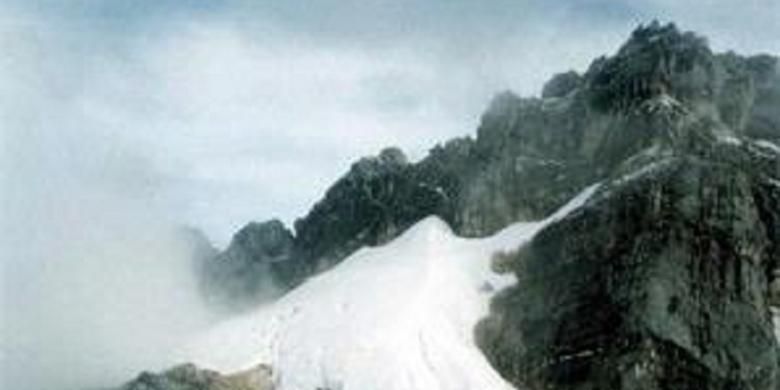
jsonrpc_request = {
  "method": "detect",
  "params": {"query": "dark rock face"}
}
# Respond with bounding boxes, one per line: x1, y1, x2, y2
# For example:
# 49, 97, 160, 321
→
478, 151, 780, 390
585, 22, 716, 113
200, 220, 295, 309
201, 27, 780, 361
477, 22, 780, 390
744, 55, 780, 142
116, 363, 273, 390
291, 147, 451, 276
543, 71, 583, 99
117, 21, 780, 390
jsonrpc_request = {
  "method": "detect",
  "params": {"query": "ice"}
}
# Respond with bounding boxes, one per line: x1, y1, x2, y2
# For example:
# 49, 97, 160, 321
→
717, 135, 743, 146
175, 185, 600, 390
755, 139, 780, 154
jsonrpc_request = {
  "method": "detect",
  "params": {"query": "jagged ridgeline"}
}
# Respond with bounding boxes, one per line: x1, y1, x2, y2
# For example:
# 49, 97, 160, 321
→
196, 22, 779, 316
474, 23, 780, 390
122, 22, 780, 390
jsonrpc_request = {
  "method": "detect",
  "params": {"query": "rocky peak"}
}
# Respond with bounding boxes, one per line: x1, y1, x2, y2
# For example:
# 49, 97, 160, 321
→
484, 90, 524, 115
378, 146, 408, 165
117, 363, 274, 390
198, 220, 295, 310
350, 147, 409, 179
475, 22, 780, 390
198, 22, 780, 318
745, 54, 778, 87
119, 21, 780, 390
542, 71, 583, 99
229, 219, 294, 262
586, 22, 715, 114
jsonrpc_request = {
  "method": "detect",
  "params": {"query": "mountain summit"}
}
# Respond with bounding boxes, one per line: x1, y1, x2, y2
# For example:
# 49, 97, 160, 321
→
123, 22, 779, 390
477, 22, 780, 390
199, 23, 779, 313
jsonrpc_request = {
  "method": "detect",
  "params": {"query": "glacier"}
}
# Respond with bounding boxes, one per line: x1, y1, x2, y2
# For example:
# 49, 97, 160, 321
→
171, 185, 600, 390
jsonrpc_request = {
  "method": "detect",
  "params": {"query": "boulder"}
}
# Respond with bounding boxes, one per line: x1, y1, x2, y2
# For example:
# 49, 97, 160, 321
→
117, 363, 273, 390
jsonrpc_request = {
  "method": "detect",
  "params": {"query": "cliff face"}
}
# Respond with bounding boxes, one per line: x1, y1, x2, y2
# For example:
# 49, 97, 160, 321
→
201, 22, 779, 313
478, 146, 780, 389
116, 22, 780, 390
476, 23, 780, 390
200, 220, 294, 308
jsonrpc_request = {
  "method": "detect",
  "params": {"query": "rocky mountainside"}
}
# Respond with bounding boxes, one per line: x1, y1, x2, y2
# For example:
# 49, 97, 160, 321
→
199, 220, 294, 308
478, 141, 780, 389
475, 22, 780, 390
115, 363, 273, 390
199, 22, 780, 315
154, 21, 780, 390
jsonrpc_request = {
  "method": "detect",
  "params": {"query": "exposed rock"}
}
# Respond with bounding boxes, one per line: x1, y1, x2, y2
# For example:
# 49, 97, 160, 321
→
116, 20, 780, 390
585, 22, 716, 114
477, 22, 780, 390
291, 146, 451, 277
117, 363, 273, 390
478, 145, 780, 389
200, 220, 295, 309
202, 23, 780, 329
744, 55, 780, 142
542, 71, 583, 99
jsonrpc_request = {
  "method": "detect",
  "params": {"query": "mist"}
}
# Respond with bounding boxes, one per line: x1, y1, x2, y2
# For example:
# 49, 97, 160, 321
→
0, 14, 216, 390
0, 89, 217, 390
2, 1, 779, 389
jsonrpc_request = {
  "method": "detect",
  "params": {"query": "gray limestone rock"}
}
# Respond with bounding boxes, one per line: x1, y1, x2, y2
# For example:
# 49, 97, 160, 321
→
123, 20, 780, 390
200, 220, 295, 309
116, 363, 273, 390
476, 22, 780, 390
201, 23, 780, 316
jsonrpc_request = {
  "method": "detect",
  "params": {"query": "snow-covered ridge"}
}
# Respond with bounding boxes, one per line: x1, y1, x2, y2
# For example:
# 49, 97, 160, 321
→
175, 185, 600, 390
755, 139, 780, 155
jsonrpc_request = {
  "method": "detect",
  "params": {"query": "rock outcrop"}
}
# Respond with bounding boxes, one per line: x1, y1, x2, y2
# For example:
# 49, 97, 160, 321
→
478, 144, 780, 389
116, 363, 273, 390
477, 22, 780, 390
119, 21, 780, 390
200, 220, 295, 309
200, 23, 780, 317
290, 147, 451, 277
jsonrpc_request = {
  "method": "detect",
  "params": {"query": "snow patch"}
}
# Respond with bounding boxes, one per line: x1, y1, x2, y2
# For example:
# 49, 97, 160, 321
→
176, 185, 599, 390
639, 93, 686, 116
613, 159, 670, 185
717, 135, 743, 146
755, 139, 780, 155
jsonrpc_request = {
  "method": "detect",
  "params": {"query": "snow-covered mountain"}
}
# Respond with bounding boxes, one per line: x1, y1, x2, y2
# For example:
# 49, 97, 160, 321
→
116, 22, 780, 390
170, 187, 599, 390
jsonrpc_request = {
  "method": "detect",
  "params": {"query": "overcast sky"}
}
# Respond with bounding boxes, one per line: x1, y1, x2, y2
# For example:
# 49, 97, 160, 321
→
2, 0, 779, 245
2, 2, 779, 389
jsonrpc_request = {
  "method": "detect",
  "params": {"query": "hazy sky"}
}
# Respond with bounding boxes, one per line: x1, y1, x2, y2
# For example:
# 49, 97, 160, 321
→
2, 1, 779, 245
1, 2, 779, 389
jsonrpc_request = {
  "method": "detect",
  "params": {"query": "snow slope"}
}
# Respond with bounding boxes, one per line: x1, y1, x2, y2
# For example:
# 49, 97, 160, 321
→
176, 185, 599, 390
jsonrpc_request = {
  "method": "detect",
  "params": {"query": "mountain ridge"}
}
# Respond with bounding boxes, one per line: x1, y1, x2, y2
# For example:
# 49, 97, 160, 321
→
197, 22, 780, 314
127, 21, 780, 390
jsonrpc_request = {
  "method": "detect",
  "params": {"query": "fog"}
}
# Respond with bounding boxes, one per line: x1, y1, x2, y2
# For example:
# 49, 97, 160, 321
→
1, 83, 217, 390
0, 13, 216, 389
2, 1, 778, 389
